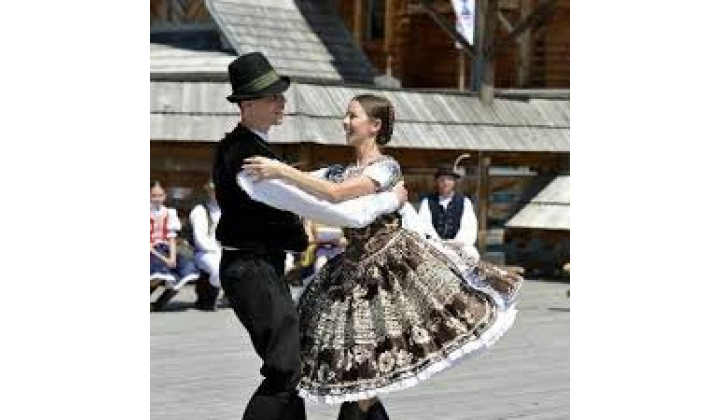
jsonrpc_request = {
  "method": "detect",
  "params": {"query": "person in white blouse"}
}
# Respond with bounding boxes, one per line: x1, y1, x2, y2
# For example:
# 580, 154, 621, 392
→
417, 164, 480, 262
240, 94, 523, 420
150, 180, 200, 311
189, 181, 222, 311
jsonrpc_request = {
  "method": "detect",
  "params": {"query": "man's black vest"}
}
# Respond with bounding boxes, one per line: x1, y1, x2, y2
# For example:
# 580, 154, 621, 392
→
426, 192, 465, 240
212, 124, 308, 252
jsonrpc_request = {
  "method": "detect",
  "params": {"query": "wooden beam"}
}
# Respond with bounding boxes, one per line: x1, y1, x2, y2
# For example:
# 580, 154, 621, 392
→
486, 0, 558, 59
475, 153, 491, 253
352, 0, 362, 44
517, 0, 533, 86
480, 0, 498, 103
497, 11, 514, 34
470, 0, 484, 91
385, 0, 394, 75
417, 0, 475, 56
457, 49, 466, 90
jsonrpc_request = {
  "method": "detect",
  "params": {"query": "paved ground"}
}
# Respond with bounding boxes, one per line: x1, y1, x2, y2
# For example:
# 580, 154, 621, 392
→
151, 279, 570, 420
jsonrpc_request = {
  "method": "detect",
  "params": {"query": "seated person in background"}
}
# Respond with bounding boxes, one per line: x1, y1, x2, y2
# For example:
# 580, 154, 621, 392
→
150, 180, 200, 311
417, 164, 480, 262
298, 219, 347, 280
310, 220, 347, 271
189, 181, 222, 311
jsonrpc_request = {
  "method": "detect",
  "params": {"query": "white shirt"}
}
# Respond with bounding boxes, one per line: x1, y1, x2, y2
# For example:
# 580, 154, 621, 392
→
236, 171, 401, 228
417, 194, 478, 246
249, 128, 269, 142
189, 202, 221, 253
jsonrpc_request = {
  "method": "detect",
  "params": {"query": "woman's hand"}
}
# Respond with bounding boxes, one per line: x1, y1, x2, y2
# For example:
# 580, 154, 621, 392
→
164, 256, 177, 269
242, 156, 290, 181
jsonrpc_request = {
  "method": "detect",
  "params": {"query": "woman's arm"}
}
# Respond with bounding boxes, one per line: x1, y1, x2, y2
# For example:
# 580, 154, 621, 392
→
167, 238, 177, 268
236, 172, 406, 228
243, 157, 377, 203
150, 244, 166, 260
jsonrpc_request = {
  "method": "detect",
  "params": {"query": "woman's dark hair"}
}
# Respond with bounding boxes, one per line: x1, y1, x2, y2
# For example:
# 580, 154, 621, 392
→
353, 94, 395, 145
150, 180, 164, 190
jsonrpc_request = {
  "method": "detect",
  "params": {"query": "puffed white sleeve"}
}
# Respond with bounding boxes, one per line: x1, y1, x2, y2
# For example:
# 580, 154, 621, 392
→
416, 198, 440, 238
362, 158, 402, 191
398, 203, 440, 239
189, 205, 218, 252
237, 171, 400, 228
454, 197, 478, 246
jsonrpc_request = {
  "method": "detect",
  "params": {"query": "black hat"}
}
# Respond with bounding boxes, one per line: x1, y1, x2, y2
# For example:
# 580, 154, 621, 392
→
226, 52, 290, 103
435, 164, 463, 179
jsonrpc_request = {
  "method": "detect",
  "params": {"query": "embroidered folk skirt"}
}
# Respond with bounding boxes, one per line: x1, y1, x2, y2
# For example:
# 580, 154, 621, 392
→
296, 214, 523, 404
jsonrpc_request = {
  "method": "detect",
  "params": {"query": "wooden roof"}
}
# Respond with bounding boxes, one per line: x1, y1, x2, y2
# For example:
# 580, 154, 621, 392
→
506, 175, 570, 230
151, 80, 570, 152
203, 0, 376, 83
150, 30, 235, 76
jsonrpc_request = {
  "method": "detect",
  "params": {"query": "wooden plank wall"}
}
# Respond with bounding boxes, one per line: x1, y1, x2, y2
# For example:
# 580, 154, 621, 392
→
532, 0, 570, 87
333, 0, 569, 89
505, 228, 570, 277
150, 0, 212, 25
151, 141, 568, 221
151, 142, 569, 268
151, 142, 303, 218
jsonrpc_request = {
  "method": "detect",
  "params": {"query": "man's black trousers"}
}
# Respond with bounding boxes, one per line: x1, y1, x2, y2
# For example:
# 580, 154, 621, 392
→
220, 249, 306, 420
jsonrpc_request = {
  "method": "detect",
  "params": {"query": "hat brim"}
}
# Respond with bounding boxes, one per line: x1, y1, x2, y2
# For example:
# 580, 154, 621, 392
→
435, 172, 462, 179
226, 76, 290, 103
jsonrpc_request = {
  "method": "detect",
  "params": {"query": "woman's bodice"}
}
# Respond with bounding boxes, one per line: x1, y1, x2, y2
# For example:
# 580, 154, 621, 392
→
322, 156, 403, 256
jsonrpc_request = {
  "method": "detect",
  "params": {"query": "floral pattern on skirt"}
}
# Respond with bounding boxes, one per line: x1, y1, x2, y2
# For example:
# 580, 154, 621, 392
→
296, 213, 522, 404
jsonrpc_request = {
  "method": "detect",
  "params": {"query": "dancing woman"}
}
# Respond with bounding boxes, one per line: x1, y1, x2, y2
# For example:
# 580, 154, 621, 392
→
242, 94, 523, 420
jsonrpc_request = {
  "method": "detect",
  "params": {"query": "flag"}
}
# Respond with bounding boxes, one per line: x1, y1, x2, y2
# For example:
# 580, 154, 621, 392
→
451, 0, 475, 48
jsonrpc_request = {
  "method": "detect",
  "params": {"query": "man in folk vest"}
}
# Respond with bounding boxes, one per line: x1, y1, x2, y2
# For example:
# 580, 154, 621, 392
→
212, 52, 407, 420
417, 164, 480, 262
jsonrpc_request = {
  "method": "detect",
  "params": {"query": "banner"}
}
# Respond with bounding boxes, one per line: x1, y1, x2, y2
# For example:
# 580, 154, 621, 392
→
451, 0, 475, 48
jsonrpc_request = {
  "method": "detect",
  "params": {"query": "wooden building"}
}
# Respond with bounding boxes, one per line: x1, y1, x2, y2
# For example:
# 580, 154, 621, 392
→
333, 0, 570, 89
149, 0, 570, 262
151, 0, 570, 89
505, 175, 569, 276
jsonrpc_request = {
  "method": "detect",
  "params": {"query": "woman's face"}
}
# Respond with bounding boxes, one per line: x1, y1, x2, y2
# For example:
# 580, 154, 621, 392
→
342, 100, 380, 146
150, 186, 166, 207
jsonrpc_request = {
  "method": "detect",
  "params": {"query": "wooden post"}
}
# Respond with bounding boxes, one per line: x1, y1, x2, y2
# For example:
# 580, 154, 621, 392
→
385, 0, 394, 75
457, 49, 466, 90
353, 0, 363, 44
517, 0, 533, 86
470, 0, 484, 91
475, 153, 491, 254
480, 0, 498, 103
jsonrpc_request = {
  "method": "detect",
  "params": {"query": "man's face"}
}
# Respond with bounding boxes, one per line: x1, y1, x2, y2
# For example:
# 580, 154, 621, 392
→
436, 175, 458, 197
242, 93, 286, 126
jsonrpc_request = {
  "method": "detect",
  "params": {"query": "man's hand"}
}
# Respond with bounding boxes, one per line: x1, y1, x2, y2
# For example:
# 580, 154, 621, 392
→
392, 181, 408, 206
